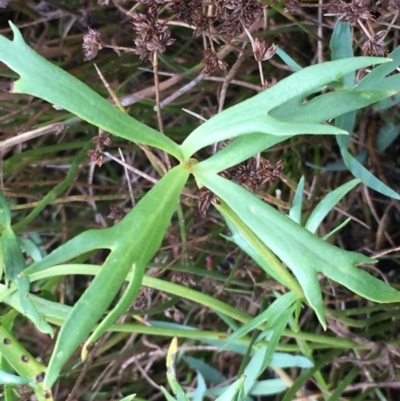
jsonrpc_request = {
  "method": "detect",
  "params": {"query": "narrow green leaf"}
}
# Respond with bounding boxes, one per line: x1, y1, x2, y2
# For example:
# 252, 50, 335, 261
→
183, 356, 226, 385
288, 177, 304, 224
224, 292, 297, 350
193, 372, 207, 401
337, 135, 400, 199
270, 89, 395, 123
0, 192, 11, 229
250, 306, 296, 384
357, 45, 400, 90
376, 123, 399, 152
83, 262, 143, 351
243, 306, 295, 394
305, 179, 361, 234
1, 228, 53, 335
0, 22, 182, 161
12, 143, 91, 232
269, 353, 313, 369
161, 387, 179, 401
330, 21, 354, 88
119, 395, 136, 401
327, 367, 360, 401
275, 47, 302, 71
221, 214, 303, 297
0, 370, 30, 385
248, 379, 287, 396
214, 376, 246, 401
166, 337, 179, 392
2, 227, 26, 284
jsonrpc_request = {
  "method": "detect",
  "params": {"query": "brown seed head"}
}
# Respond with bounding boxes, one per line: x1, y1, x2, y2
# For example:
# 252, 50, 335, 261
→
83, 28, 103, 61
201, 49, 228, 75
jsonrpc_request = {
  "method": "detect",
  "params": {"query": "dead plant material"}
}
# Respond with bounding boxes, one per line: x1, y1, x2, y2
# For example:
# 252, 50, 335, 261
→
198, 158, 284, 216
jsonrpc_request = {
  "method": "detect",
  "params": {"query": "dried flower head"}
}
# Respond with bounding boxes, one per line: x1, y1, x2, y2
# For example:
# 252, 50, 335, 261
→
214, 0, 237, 18
198, 187, 220, 216
169, 0, 202, 26
325, 0, 373, 26
83, 28, 103, 61
198, 158, 284, 216
87, 148, 104, 167
283, 0, 300, 12
107, 204, 126, 224
91, 130, 112, 147
263, 77, 277, 90
220, 0, 262, 37
362, 30, 388, 56
253, 40, 277, 62
132, 287, 152, 310
201, 49, 228, 75
132, 6, 175, 61
356, 68, 368, 82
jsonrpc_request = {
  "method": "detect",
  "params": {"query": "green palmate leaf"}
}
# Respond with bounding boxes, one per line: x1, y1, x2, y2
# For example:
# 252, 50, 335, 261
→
0, 22, 182, 161
181, 56, 390, 158
22, 164, 189, 389
195, 170, 400, 328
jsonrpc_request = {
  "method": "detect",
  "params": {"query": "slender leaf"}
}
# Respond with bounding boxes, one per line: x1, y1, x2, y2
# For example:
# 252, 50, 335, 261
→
0, 370, 30, 386
1, 228, 53, 335
305, 179, 361, 233
0, 192, 11, 229
224, 292, 297, 349
337, 135, 400, 199
288, 177, 304, 224
249, 379, 287, 396
214, 376, 246, 401
357, 45, 400, 91
330, 21, 354, 87
183, 356, 226, 385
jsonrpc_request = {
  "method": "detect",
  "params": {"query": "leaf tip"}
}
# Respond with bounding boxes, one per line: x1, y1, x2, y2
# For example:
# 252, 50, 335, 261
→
8, 20, 21, 41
